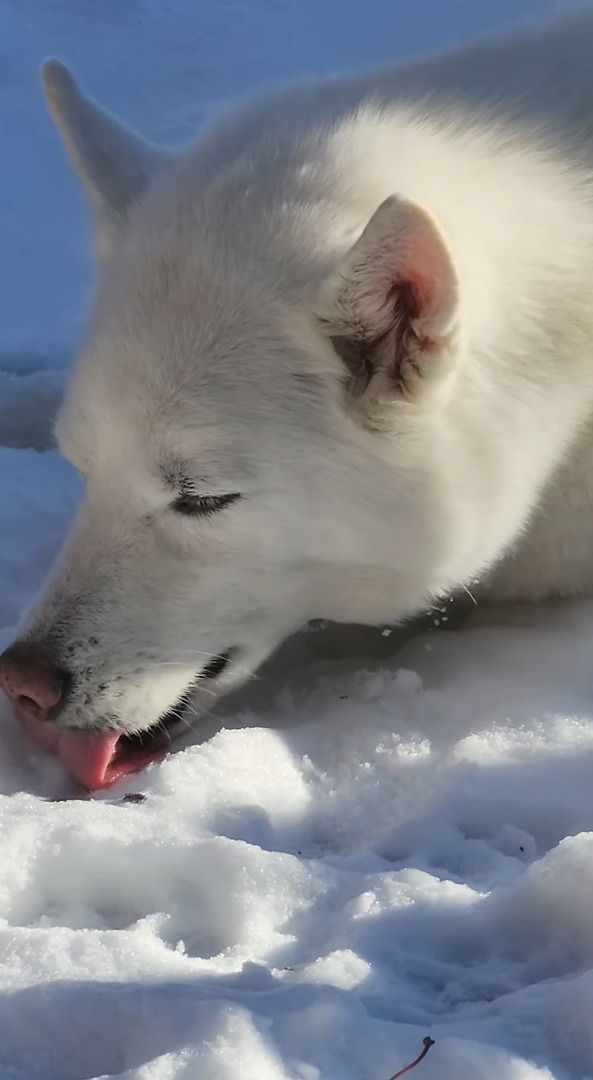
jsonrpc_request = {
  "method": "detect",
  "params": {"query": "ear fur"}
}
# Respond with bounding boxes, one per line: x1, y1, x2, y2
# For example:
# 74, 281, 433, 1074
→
41, 60, 172, 253
317, 195, 462, 407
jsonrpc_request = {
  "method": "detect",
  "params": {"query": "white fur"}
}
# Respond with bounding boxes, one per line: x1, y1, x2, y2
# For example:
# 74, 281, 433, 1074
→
18, 9, 593, 733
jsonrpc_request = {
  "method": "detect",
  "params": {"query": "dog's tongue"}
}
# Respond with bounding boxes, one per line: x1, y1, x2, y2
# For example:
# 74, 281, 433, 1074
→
18, 711, 166, 790
58, 729, 122, 789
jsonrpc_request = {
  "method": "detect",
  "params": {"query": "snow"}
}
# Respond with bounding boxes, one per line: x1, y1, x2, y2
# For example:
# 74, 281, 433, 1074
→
1, 1, 592, 1078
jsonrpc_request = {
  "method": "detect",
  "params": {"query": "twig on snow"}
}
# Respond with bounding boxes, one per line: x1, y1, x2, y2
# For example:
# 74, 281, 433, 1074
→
386, 1036, 435, 1080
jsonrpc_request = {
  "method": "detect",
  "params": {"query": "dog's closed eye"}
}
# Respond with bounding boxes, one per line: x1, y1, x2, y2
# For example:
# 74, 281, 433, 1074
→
171, 493, 241, 517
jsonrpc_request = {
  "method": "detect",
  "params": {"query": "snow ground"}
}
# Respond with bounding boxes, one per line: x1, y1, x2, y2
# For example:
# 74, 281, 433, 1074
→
2, 1, 593, 1078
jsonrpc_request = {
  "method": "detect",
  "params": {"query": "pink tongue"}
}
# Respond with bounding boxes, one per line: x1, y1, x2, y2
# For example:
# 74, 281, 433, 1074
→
59, 729, 122, 789
18, 710, 166, 790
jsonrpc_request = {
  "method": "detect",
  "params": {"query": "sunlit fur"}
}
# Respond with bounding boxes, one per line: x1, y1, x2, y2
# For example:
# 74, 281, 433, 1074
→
18, 8, 593, 734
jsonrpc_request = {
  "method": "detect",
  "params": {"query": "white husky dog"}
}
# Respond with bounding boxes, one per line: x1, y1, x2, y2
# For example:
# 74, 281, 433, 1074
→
2, 9, 593, 789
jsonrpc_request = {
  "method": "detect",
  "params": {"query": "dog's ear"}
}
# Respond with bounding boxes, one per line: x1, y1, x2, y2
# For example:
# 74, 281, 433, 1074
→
317, 196, 462, 406
41, 60, 172, 256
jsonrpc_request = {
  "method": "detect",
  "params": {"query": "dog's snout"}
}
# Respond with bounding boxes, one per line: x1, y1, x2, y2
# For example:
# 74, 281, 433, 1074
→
0, 641, 68, 721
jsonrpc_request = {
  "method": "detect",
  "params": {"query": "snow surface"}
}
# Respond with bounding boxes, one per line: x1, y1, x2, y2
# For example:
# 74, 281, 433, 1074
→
2, 1, 593, 1078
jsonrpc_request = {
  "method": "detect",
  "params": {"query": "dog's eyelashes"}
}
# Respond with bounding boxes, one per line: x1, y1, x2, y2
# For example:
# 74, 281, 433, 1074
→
171, 492, 241, 517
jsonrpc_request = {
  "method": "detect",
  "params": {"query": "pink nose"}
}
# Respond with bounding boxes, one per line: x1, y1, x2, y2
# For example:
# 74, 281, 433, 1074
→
0, 641, 67, 721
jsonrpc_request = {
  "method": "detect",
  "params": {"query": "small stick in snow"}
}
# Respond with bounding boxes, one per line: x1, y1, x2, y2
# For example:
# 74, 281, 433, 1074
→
386, 1036, 435, 1080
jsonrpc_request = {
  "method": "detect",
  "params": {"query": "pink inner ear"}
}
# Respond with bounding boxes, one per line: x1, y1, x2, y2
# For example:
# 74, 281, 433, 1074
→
392, 207, 458, 332
401, 271, 424, 317
321, 195, 458, 350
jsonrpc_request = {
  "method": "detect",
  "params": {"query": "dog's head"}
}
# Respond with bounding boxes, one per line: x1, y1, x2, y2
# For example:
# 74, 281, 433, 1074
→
0, 64, 464, 788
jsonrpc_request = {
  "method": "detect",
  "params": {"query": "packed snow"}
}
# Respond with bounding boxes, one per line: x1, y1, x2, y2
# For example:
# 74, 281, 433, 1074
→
1, 1, 592, 1078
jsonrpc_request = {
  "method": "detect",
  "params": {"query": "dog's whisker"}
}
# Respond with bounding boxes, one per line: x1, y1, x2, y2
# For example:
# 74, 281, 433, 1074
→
461, 583, 479, 606
148, 651, 228, 669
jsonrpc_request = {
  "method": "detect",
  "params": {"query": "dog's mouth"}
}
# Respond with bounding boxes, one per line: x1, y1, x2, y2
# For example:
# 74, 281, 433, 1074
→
19, 652, 233, 791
